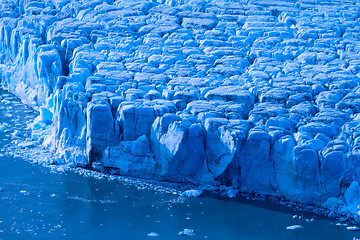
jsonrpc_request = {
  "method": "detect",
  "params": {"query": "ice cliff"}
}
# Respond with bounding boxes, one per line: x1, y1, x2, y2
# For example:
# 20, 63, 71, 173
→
2, 0, 360, 219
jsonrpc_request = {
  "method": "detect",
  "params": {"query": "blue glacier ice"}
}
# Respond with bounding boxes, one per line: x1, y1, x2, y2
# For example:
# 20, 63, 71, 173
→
2, 0, 360, 221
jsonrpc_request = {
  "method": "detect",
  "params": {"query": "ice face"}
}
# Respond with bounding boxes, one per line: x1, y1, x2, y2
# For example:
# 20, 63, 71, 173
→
2, 0, 360, 218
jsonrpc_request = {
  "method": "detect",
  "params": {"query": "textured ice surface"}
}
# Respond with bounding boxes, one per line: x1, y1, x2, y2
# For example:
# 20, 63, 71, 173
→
2, 0, 360, 221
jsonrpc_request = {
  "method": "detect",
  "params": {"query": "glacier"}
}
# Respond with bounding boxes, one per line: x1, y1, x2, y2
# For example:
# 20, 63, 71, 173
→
1, 0, 360, 221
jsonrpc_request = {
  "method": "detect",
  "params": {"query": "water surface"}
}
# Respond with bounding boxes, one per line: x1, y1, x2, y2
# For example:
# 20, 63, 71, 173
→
0, 89, 358, 240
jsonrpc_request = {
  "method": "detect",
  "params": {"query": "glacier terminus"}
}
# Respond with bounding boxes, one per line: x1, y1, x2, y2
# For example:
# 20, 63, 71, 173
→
1, 0, 360, 222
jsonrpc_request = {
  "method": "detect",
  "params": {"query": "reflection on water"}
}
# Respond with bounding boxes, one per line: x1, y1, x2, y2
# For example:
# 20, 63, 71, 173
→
0, 89, 359, 240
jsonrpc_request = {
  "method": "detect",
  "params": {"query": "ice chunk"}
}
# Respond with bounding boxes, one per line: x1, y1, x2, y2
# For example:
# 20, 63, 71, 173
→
178, 229, 195, 236
0, 124, 8, 131
347, 226, 359, 231
286, 225, 303, 230
11, 130, 23, 138
20, 190, 29, 196
40, 107, 53, 125
87, 100, 119, 163
320, 151, 344, 198
205, 87, 255, 108
204, 118, 249, 178
148, 232, 159, 237
101, 135, 156, 177
292, 144, 321, 203
272, 135, 296, 198
239, 128, 275, 195
226, 189, 239, 198
180, 190, 203, 198
298, 122, 337, 138
117, 100, 177, 141
150, 114, 205, 180
344, 181, 360, 205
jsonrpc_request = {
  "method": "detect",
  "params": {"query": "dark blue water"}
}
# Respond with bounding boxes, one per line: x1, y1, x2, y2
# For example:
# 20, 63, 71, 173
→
0, 89, 358, 240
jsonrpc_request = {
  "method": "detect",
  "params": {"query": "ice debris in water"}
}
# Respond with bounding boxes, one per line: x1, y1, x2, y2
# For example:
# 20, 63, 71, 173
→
226, 189, 240, 198
286, 225, 303, 230
11, 130, 23, 138
336, 223, 348, 226
20, 190, 29, 196
0, 124, 8, 131
178, 229, 195, 236
180, 190, 203, 198
17, 141, 36, 149
347, 226, 360, 231
147, 232, 159, 237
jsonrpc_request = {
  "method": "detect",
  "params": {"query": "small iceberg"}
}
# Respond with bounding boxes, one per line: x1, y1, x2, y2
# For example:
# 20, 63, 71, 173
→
11, 130, 23, 138
20, 190, 29, 196
286, 225, 303, 230
178, 229, 195, 236
0, 123, 8, 131
148, 232, 159, 237
347, 226, 359, 231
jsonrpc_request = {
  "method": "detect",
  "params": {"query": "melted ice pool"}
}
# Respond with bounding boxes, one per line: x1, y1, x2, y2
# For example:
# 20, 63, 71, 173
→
0, 89, 359, 240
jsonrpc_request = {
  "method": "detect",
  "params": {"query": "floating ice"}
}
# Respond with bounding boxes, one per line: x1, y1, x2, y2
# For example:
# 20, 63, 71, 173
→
178, 229, 195, 236
226, 189, 239, 198
347, 226, 360, 231
39, 107, 53, 125
0, 124, 8, 131
147, 232, 159, 237
17, 141, 36, 149
20, 190, 29, 196
286, 225, 303, 230
11, 130, 23, 138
